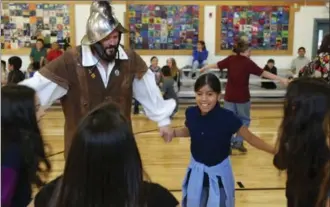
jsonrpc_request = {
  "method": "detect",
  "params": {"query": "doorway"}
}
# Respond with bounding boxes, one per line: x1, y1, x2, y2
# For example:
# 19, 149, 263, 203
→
312, 19, 330, 57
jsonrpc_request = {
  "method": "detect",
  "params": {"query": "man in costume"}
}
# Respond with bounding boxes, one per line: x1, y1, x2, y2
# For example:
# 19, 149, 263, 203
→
19, 1, 176, 157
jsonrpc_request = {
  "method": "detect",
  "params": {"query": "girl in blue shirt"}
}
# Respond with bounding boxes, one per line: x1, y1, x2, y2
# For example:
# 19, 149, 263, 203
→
191, 41, 208, 78
171, 73, 275, 207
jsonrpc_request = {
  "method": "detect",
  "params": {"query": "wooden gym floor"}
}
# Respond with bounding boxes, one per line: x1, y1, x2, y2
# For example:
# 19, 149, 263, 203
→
37, 103, 287, 206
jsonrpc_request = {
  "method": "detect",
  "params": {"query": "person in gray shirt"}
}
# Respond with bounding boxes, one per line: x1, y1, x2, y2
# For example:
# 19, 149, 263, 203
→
161, 66, 178, 118
291, 47, 310, 75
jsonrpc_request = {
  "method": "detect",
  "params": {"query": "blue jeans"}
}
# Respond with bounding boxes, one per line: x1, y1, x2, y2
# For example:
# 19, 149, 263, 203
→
223, 101, 251, 145
190, 60, 207, 78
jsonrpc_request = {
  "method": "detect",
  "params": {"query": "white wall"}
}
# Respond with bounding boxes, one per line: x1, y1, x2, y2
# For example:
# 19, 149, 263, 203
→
1, 4, 329, 72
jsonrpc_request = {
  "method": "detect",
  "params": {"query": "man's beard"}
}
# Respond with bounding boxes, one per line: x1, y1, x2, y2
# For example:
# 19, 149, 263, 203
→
91, 42, 118, 62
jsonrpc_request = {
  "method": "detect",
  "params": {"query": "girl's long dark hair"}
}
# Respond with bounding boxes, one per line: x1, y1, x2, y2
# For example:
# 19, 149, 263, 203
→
318, 33, 330, 54
1, 85, 51, 187
274, 77, 330, 203
55, 103, 147, 207
317, 162, 330, 206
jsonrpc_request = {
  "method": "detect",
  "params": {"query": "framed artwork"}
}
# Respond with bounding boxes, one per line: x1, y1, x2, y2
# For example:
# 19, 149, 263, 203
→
1, 2, 75, 55
216, 4, 296, 55
126, 2, 204, 55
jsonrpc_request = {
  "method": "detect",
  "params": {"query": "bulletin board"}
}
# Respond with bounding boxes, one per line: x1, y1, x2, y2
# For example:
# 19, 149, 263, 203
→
126, 2, 204, 55
216, 3, 296, 55
1, 1, 75, 55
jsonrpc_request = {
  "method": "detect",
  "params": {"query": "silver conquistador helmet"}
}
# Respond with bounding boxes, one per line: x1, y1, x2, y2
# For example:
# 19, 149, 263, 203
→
81, 1, 128, 45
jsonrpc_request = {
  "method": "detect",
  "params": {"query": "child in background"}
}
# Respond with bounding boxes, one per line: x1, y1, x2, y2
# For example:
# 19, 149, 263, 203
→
191, 40, 208, 78
291, 47, 310, 75
29, 39, 46, 68
46, 42, 63, 63
161, 66, 178, 118
261, 59, 277, 89
7, 56, 25, 84
273, 77, 330, 207
149, 56, 161, 85
171, 73, 275, 207
167, 58, 180, 91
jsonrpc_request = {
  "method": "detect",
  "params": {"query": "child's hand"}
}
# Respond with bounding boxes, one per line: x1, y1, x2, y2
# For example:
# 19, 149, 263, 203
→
200, 66, 208, 73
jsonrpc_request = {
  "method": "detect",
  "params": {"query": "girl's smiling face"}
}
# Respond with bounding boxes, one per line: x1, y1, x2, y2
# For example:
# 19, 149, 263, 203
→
195, 84, 220, 115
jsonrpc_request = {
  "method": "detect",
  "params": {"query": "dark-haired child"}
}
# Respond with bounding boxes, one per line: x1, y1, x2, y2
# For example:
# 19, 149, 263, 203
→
161, 66, 178, 118
34, 102, 178, 207
1, 85, 50, 207
261, 59, 277, 89
7, 56, 25, 84
273, 77, 330, 207
171, 73, 275, 207
201, 40, 288, 153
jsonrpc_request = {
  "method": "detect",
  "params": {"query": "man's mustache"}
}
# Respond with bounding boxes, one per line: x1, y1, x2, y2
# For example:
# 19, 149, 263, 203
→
105, 46, 116, 54
105, 45, 116, 50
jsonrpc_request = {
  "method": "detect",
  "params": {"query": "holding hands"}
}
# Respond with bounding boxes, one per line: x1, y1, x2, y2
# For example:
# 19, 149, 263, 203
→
159, 125, 174, 143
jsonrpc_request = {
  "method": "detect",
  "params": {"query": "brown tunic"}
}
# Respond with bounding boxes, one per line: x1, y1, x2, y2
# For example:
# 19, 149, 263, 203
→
39, 46, 148, 157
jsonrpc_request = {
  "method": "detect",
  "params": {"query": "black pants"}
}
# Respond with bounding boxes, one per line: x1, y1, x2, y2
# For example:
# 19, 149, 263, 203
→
133, 99, 140, 113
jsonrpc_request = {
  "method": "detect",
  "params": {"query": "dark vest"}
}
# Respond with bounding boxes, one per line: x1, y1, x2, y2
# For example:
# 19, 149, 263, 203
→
39, 46, 148, 157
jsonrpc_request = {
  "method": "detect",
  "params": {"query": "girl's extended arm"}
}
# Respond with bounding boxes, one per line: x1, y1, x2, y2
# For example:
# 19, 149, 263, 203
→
261, 71, 288, 86
200, 63, 218, 72
237, 126, 275, 154
173, 127, 190, 137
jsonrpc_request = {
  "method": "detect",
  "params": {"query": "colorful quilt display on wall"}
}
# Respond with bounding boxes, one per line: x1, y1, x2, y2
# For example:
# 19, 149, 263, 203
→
220, 5, 290, 51
1, 3, 72, 51
128, 4, 200, 50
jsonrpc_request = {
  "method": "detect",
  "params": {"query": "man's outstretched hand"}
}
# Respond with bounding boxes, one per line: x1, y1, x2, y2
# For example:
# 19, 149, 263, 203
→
159, 125, 174, 143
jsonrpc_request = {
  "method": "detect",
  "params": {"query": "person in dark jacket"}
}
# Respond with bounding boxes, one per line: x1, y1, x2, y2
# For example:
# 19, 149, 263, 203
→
261, 59, 277, 89
7, 56, 25, 84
